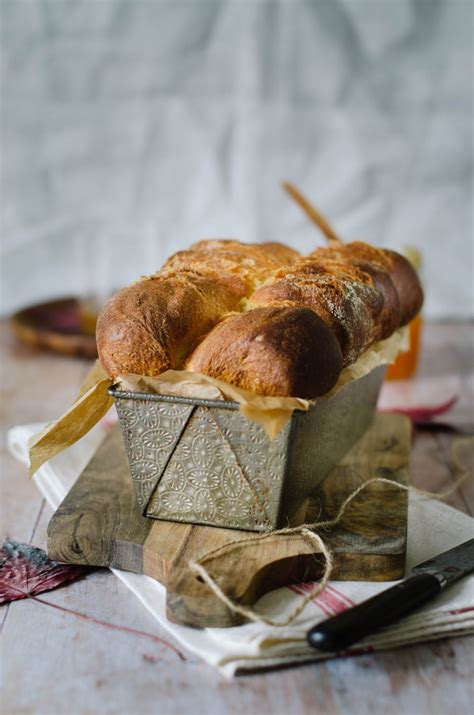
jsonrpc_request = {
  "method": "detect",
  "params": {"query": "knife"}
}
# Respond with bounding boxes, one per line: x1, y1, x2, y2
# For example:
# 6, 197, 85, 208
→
307, 538, 474, 652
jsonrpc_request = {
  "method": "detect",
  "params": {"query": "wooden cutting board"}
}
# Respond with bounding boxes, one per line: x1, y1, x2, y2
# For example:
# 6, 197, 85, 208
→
47, 413, 410, 627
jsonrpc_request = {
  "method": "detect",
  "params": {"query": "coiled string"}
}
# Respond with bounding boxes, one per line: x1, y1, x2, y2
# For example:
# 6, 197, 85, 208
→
189, 436, 473, 627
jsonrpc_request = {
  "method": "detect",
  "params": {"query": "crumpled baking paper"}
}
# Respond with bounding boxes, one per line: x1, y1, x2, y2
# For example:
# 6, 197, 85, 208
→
28, 327, 408, 476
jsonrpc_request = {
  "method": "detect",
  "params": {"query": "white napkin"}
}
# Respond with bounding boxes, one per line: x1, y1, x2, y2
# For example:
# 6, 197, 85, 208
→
8, 422, 474, 678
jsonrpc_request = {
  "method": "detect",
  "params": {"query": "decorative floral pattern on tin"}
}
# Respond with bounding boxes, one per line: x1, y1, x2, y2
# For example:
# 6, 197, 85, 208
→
194, 489, 216, 520
118, 400, 193, 509
118, 398, 290, 531
161, 491, 194, 513
146, 407, 275, 530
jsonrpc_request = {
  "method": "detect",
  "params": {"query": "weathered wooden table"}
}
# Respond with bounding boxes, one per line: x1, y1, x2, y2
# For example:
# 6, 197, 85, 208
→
1, 320, 473, 715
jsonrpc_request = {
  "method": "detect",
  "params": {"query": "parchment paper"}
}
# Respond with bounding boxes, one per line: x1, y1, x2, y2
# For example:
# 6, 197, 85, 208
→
28, 327, 408, 477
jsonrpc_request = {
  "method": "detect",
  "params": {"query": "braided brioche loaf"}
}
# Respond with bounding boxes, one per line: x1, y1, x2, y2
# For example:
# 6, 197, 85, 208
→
96, 240, 299, 378
97, 238, 422, 398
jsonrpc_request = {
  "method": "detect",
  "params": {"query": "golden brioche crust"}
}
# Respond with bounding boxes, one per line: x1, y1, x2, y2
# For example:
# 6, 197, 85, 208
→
339, 242, 422, 325
96, 237, 423, 397
162, 249, 273, 295
257, 242, 300, 264
96, 273, 242, 378
186, 306, 343, 397
251, 257, 383, 365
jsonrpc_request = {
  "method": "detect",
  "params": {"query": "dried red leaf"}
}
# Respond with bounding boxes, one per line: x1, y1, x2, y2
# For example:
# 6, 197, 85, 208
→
0, 539, 87, 604
379, 396, 458, 424
0, 540, 186, 660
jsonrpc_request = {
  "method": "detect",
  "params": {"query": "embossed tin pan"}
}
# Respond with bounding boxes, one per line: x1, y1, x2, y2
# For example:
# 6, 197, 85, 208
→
109, 365, 386, 533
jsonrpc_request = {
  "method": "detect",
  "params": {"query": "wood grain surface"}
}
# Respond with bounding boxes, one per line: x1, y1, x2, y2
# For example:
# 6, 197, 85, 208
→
2, 320, 473, 715
47, 413, 409, 627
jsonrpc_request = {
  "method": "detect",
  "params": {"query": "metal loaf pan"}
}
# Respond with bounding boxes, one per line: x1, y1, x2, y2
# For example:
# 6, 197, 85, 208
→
109, 365, 386, 533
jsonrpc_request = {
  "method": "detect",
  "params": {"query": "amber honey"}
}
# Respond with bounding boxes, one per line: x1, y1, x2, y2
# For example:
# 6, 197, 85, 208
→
387, 313, 422, 380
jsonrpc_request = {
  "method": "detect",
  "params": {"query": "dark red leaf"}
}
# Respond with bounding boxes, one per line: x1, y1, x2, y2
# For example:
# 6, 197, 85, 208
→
0, 539, 88, 605
0, 540, 186, 660
379, 396, 458, 424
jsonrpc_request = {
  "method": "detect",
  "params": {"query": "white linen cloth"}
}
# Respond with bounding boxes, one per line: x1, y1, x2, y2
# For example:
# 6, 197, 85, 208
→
8, 422, 474, 677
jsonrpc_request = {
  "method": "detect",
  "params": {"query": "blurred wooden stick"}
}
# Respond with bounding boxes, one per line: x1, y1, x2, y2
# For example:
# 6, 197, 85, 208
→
282, 181, 343, 243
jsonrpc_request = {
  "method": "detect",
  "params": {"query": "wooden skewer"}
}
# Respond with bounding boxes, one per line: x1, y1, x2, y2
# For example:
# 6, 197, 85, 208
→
282, 181, 343, 244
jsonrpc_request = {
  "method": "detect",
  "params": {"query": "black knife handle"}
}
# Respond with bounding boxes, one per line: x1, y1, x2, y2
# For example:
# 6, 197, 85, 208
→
307, 572, 442, 652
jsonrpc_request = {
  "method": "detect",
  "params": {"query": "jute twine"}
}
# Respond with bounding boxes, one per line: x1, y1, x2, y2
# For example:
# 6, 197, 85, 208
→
190, 435, 473, 627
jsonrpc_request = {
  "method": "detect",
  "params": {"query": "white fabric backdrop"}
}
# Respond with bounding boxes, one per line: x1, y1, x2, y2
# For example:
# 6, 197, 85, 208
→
1, 0, 473, 317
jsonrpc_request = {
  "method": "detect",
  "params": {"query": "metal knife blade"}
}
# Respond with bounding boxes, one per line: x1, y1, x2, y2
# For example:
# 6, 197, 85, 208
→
411, 538, 474, 587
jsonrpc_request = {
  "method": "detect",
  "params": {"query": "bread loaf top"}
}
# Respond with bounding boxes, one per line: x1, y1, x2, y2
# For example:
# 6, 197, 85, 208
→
96, 238, 423, 398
